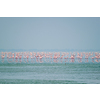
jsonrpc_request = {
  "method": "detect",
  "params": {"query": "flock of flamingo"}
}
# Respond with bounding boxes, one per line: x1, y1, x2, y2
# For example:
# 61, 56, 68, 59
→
0, 52, 100, 63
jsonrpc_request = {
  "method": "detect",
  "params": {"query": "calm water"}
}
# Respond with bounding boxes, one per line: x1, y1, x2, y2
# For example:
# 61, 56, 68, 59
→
0, 63, 100, 84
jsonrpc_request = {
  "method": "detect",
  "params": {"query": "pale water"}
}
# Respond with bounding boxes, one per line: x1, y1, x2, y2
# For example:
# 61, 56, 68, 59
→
0, 63, 100, 84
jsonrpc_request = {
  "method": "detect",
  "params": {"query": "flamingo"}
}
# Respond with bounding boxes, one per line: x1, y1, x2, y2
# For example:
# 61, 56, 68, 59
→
1, 52, 5, 63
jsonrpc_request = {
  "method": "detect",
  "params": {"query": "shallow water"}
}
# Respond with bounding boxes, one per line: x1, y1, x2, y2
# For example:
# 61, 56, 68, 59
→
0, 63, 100, 84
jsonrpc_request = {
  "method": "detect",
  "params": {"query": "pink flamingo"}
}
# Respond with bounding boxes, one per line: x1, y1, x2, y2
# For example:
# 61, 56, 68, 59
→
39, 55, 43, 63
11, 53, 15, 62
91, 56, 95, 63
7, 52, 12, 63
49, 53, 53, 63
79, 56, 82, 62
60, 54, 63, 63
77, 52, 80, 62
15, 53, 18, 63
19, 53, 22, 63
64, 53, 69, 63
77, 52, 83, 63
26, 53, 29, 63
85, 53, 89, 62
95, 55, 99, 62
70, 54, 75, 62
1, 52, 5, 63
30, 52, 35, 63
35, 54, 39, 63
99, 53, 100, 62
94, 52, 99, 62
53, 55, 57, 63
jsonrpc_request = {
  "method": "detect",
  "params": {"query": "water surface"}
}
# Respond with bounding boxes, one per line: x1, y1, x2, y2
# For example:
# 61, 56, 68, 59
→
0, 63, 100, 84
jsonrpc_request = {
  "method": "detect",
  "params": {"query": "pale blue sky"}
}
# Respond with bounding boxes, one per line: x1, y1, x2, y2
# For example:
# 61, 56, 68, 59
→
0, 17, 100, 51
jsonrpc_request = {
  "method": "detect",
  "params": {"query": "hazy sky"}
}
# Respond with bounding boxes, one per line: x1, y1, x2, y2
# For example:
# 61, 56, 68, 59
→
0, 17, 100, 50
